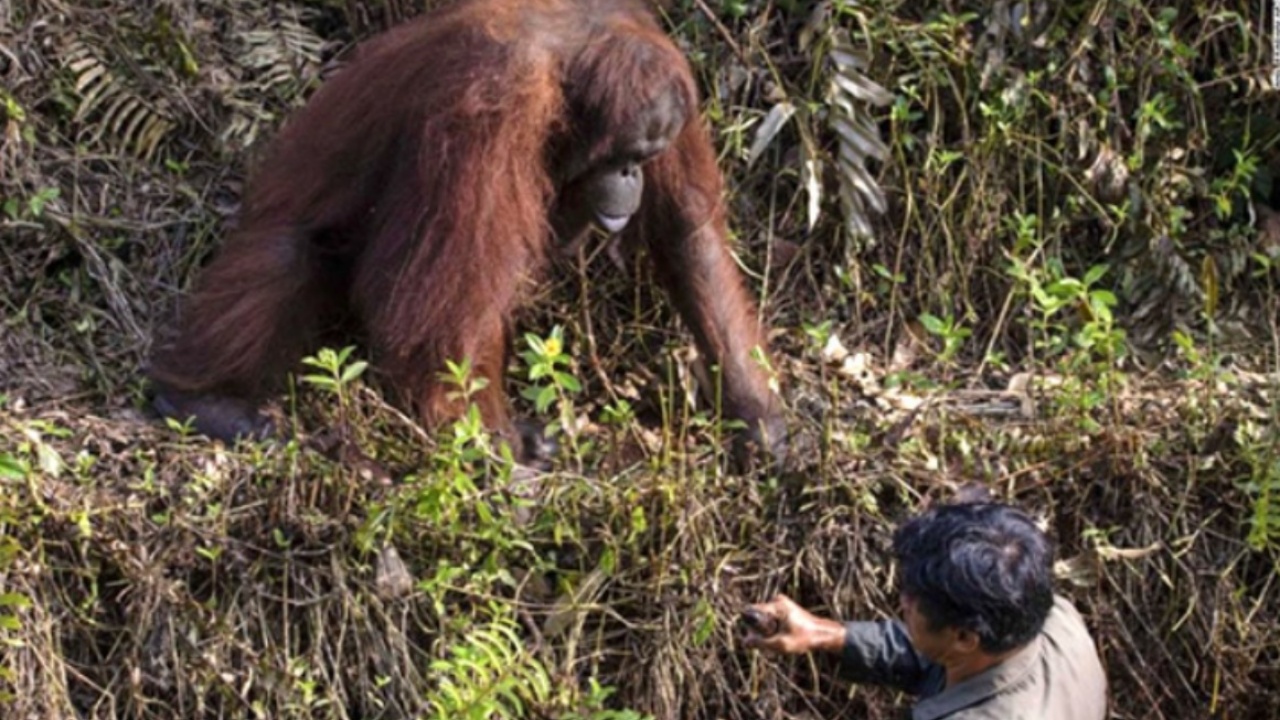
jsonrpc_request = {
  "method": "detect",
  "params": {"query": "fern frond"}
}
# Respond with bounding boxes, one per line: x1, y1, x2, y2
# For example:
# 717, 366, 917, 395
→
62, 37, 176, 161
237, 7, 326, 97
426, 616, 552, 720
826, 29, 892, 246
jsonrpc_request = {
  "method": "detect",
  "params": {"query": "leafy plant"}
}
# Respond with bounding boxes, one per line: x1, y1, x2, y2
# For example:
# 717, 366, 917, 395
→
2, 187, 59, 221
559, 678, 653, 720
518, 326, 584, 461
301, 345, 368, 396
918, 312, 972, 363
300, 345, 368, 423
1007, 227, 1125, 372
1238, 420, 1280, 551
426, 612, 551, 720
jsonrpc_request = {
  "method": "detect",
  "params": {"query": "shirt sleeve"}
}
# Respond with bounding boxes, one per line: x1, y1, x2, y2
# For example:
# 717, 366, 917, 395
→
840, 620, 941, 695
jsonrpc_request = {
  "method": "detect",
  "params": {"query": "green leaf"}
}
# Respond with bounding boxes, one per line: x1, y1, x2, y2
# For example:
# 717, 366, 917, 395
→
1046, 278, 1084, 297
630, 506, 648, 535
340, 360, 368, 384
524, 333, 546, 355
37, 444, 63, 478
1090, 289, 1118, 307
0, 453, 25, 479
28, 187, 59, 217
1201, 254, 1219, 318
535, 386, 556, 413
919, 313, 945, 334
692, 599, 715, 646
598, 547, 616, 575
1083, 264, 1109, 286
0, 593, 31, 609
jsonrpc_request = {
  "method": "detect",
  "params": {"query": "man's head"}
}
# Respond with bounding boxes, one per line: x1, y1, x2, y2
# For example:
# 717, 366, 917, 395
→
894, 502, 1054, 657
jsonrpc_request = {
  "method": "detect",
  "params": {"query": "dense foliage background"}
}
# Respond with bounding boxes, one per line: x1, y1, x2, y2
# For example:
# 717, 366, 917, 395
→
2, 1, 1278, 718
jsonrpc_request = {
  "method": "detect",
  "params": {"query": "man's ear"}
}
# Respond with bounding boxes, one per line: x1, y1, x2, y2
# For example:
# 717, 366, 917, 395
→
952, 628, 982, 655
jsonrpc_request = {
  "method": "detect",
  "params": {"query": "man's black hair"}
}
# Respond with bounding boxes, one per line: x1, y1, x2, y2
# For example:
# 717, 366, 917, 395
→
893, 502, 1054, 654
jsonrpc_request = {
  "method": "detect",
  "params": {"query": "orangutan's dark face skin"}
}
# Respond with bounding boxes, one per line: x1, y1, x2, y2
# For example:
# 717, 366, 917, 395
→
553, 85, 687, 240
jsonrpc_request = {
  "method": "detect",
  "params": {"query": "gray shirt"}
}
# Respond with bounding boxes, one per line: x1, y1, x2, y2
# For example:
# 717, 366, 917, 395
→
840, 596, 1107, 719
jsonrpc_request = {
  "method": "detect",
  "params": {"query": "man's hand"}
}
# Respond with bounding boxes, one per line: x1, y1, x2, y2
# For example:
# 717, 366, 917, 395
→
741, 594, 847, 655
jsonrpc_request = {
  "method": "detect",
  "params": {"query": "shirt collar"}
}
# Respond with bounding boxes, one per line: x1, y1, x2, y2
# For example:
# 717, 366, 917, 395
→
911, 636, 1042, 720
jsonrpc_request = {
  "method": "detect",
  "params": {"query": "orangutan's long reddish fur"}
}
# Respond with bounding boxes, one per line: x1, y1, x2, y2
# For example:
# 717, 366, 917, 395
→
151, 0, 783, 452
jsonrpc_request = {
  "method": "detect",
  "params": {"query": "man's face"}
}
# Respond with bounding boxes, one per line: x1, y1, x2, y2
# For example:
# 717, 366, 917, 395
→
900, 592, 966, 663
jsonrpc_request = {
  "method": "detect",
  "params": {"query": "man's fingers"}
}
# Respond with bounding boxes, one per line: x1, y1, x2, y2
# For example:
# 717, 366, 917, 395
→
740, 594, 809, 655
743, 631, 779, 653
740, 606, 782, 637
747, 633, 800, 655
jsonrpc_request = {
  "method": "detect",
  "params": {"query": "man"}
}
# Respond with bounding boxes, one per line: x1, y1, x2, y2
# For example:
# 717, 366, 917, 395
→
743, 502, 1107, 719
